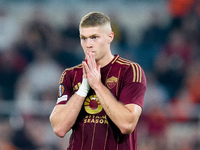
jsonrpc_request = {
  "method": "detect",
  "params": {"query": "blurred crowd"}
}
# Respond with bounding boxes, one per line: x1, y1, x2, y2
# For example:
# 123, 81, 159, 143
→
0, 0, 200, 150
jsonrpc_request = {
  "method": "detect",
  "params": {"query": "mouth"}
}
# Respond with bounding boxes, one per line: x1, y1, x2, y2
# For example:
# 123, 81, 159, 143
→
87, 51, 95, 54
85, 50, 95, 55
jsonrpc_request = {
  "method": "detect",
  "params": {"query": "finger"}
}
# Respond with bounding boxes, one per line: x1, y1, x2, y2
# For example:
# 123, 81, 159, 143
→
83, 61, 90, 75
82, 61, 87, 78
86, 52, 93, 68
91, 52, 96, 68
87, 52, 96, 69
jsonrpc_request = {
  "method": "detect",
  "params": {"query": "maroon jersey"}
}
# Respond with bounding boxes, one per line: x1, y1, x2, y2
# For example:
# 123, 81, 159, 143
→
57, 54, 146, 150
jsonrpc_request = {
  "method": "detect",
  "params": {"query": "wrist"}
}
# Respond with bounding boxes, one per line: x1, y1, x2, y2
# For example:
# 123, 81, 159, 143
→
76, 78, 90, 97
92, 81, 103, 91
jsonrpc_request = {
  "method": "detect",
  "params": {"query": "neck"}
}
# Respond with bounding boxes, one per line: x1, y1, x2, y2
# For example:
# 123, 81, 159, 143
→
96, 52, 114, 68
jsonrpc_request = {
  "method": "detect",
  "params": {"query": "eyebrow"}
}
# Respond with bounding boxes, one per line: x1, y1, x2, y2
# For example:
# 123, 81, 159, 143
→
80, 34, 99, 39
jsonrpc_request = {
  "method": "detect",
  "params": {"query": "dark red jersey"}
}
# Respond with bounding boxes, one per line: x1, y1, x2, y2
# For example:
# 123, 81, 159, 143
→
57, 54, 146, 150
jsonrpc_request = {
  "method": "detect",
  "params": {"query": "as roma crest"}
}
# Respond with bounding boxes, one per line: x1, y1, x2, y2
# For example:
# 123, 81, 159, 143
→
106, 76, 118, 89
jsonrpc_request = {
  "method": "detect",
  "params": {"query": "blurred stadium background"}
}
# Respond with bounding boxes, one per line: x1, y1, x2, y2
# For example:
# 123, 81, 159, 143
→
0, 0, 200, 149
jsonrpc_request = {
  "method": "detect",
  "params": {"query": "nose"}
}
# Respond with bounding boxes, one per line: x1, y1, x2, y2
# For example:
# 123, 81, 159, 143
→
86, 38, 93, 48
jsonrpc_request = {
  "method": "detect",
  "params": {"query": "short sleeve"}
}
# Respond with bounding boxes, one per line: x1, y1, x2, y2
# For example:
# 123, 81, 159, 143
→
56, 69, 73, 105
119, 63, 147, 108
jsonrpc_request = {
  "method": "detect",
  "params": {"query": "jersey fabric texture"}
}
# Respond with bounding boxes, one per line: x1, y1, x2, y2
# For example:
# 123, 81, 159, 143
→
56, 54, 147, 150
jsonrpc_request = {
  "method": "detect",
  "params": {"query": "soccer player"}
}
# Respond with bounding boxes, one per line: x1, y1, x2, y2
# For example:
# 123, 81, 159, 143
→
49, 12, 146, 150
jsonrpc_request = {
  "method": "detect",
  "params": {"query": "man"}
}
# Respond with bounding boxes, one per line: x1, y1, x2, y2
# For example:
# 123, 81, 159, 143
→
49, 12, 146, 150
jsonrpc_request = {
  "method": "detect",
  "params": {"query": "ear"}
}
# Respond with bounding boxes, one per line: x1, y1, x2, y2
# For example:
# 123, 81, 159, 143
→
108, 31, 114, 44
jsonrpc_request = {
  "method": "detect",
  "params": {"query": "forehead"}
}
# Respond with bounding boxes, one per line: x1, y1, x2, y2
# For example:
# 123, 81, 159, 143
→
79, 26, 104, 37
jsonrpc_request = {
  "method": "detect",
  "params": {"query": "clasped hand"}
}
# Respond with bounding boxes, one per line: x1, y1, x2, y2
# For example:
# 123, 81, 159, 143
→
82, 51, 101, 90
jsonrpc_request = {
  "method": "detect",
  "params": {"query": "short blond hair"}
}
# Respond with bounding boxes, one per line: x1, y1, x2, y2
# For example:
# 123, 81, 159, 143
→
79, 12, 111, 29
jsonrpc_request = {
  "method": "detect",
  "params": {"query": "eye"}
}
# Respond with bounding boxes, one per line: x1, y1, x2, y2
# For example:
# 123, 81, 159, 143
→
92, 36, 98, 39
81, 36, 86, 40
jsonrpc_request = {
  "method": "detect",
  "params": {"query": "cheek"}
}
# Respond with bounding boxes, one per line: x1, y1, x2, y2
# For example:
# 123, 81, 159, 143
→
81, 41, 84, 47
98, 39, 106, 47
81, 42, 86, 51
99, 41, 107, 51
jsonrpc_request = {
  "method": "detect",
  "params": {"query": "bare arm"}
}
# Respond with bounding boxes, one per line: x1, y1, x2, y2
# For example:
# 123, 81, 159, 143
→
49, 93, 85, 137
50, 63, 89, 138
83, 52, 142, 134
93, 82, 142, 134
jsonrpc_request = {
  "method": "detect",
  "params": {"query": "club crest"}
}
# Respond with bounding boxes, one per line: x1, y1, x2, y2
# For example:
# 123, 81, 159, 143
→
106, 76, 118, 89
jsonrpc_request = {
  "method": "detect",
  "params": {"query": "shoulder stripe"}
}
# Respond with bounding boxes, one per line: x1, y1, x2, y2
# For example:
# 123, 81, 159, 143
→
59, 64, 82, 84
131, 63, 136, 82
111, 55, 119, 64
116, 58, 132, 65
131, 63, 142, 83
118, 57, 132, 63
59, 70, 66, 84
116, 60, 130, 65
75, 64, 83, 69
114, 56, 143, 83
65, 64, 82, 71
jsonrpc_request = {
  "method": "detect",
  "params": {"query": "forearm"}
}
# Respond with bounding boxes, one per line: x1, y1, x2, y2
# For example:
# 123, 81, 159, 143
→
94, 83, 141, 134
49, 94, 85, 137
83, 52, 142, 134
